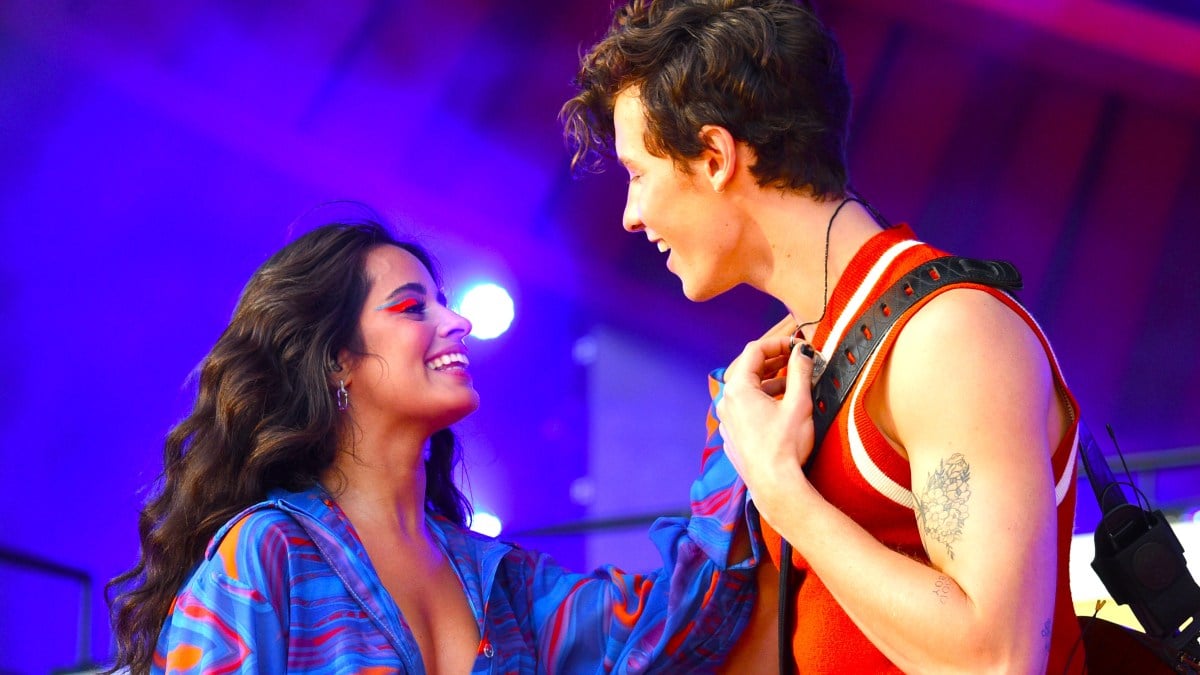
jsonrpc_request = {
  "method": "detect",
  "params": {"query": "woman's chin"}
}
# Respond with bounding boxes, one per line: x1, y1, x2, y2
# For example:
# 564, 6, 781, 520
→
438, 394, 481, 428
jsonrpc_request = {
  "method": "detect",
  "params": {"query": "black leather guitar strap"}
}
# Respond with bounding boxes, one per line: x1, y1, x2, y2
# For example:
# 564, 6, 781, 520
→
776, 255, 1023, 673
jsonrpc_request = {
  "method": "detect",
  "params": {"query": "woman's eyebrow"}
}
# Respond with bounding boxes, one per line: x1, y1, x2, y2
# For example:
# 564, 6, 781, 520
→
381, 282, 427, 301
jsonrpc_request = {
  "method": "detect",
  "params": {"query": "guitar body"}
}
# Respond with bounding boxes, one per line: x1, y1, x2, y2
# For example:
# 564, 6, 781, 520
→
1078, 616, 1183, 674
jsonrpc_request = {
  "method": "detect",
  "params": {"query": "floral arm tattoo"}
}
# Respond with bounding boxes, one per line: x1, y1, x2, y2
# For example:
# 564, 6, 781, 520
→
914, 453, 972, 560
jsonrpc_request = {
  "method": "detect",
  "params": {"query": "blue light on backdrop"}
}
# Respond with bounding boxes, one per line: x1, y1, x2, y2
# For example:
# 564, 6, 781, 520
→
458, 282, 515, 340
468, 511, 504, 537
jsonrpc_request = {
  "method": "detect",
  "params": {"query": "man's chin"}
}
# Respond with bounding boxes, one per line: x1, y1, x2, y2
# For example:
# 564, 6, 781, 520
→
679, 277, 725, 303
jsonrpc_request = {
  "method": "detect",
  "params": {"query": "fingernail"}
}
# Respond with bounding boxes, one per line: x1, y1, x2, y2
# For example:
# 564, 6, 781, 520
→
799, 343, 815, 359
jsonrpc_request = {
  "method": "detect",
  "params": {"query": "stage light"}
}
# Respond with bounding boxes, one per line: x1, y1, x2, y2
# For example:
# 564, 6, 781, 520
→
458, 283, 514, 340
469, 511, 503, 537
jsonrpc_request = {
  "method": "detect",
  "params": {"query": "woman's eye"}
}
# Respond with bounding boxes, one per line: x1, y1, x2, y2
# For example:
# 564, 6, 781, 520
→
384, 298, 426, 315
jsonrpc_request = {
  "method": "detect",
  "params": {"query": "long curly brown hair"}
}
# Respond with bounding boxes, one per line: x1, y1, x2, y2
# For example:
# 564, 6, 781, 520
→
561, 0, 851, 199
106, 221, 471, 674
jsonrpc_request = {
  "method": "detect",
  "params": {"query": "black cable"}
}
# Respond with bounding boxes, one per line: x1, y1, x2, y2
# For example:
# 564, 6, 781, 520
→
778, 542, 795, 674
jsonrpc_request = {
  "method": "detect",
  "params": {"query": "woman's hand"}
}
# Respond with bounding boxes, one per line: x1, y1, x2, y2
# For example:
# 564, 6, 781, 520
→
715, 336, 818, 521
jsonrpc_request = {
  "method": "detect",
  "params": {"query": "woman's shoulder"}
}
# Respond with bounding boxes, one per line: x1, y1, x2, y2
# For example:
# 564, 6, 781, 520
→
163, 507, 308, 648
200, 503, 313, 585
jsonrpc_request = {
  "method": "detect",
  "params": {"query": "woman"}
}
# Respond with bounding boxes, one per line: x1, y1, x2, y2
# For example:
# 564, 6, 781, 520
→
107, 221, 756, 674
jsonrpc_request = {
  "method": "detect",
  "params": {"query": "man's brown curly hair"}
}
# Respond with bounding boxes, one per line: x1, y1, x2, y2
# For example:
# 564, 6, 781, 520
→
561, 0, 851, 200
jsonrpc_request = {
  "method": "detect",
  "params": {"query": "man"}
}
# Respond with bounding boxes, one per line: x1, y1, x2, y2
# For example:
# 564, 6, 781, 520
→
561, 0, 1084, 672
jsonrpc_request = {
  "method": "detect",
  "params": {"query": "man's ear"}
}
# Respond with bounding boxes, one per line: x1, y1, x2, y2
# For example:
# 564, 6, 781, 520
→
697, 124, 739, 192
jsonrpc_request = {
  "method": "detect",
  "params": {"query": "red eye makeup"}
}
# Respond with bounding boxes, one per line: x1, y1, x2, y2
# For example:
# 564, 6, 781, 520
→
376, 297, 421, 313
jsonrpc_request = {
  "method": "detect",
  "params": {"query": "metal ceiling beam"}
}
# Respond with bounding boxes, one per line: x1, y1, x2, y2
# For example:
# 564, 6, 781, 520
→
842, 0, 1200, 117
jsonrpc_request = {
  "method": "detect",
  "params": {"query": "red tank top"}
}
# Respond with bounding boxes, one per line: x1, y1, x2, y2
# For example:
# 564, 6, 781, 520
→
729, 225, 1084, 673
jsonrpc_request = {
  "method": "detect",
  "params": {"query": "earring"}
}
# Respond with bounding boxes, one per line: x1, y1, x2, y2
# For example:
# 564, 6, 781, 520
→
336, 380, 349, 412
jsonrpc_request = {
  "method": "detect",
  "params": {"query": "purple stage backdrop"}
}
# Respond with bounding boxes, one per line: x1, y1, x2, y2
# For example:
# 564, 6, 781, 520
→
1, 1, 1198, 672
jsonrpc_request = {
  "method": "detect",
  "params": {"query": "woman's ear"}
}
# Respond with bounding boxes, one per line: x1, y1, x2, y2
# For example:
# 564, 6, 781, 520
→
328, 349, 353, 387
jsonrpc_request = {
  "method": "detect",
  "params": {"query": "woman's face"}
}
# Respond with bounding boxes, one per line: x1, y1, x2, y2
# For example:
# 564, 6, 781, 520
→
343, 245, 478, 433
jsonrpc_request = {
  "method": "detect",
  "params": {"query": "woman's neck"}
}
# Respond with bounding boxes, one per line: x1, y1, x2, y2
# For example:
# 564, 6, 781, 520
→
322, 422, 431, 539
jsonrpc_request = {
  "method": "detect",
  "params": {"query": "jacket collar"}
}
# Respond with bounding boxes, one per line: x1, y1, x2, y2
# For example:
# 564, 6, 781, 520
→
206, 484, 514, 663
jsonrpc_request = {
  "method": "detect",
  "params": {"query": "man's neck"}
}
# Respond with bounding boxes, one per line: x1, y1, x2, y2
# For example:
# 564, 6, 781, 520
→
736, 190, 884, 326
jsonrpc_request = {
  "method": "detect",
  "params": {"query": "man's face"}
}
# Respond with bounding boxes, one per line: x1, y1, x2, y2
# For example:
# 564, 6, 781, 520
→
612, 87, 743, 301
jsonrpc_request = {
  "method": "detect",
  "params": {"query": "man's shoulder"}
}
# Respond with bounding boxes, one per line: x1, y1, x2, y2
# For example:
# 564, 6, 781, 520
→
885, 285, 1058, 441
898, 284, 1034, 353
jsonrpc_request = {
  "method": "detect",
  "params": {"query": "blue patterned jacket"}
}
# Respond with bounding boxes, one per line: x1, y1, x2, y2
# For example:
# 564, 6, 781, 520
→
153, 434, 758, 673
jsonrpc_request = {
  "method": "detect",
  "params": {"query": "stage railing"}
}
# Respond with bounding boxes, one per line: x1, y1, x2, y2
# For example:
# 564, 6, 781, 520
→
0, 546, 95, 673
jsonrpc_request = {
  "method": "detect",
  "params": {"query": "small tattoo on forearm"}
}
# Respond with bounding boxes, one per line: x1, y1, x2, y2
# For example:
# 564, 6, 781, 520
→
933, 575, 951, 605
1042, 619, 1052, 652
914, 453, 971, 560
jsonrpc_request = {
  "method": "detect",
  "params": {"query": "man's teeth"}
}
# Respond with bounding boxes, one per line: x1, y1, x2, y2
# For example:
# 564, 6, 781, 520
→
426, 353, 469, 370
656, 241, 670, 253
